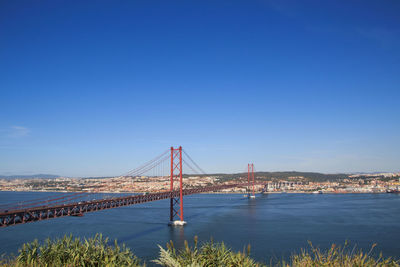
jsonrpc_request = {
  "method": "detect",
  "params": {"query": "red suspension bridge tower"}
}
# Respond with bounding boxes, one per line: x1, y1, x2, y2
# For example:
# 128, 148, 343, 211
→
248, 163, 255, 198
169, 146, 186, 226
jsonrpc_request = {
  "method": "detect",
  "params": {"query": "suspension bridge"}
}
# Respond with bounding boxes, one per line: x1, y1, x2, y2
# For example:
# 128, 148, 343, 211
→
0, 147, 259, 227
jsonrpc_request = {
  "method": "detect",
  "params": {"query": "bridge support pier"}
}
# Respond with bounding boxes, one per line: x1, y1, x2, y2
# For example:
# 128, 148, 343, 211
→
169, 146, 186, 226
168, 220, 187, 226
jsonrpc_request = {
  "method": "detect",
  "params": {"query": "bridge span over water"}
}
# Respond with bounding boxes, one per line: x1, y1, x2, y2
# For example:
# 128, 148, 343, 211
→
0, 147, 261, 227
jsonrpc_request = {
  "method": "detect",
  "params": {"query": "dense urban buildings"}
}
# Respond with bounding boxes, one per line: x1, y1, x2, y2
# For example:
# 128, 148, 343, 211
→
1, 172, 399, 194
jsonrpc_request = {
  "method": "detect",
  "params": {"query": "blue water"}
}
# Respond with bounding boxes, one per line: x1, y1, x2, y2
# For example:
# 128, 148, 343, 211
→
1, 192, 399, 264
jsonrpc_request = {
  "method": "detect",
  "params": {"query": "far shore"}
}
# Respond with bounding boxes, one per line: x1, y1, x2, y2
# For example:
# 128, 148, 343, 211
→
0, 190, 389, 194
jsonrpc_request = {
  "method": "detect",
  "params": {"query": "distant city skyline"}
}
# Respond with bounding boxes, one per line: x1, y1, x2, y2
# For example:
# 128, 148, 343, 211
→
1, 1, 399, 177
1, 171, 400, 180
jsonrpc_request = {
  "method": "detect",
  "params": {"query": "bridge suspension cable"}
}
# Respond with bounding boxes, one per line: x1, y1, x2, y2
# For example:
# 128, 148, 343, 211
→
0, 180, 113, 212
2, 192, 88, 211
182, 149, 207, 175
0, 191, 78, 208
182, 159, 201, 174
122, 149, 170, 177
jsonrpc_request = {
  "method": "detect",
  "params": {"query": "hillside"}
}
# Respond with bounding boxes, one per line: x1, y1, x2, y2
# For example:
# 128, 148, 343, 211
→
0, 174, 60, 180
185, 171, 349, 182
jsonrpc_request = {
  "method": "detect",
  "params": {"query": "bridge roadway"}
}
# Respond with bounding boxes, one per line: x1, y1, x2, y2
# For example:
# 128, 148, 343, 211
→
0, 183, 251, 227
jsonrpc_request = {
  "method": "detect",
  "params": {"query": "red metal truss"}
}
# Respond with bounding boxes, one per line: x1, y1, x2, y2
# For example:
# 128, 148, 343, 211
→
170, 146, 183, 222
251, 164, 255, 196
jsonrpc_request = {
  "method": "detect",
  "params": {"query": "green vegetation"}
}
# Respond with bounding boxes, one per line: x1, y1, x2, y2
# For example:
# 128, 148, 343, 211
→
0, 234, 142, 267
153, 237, 261, 267
282, 241, 398, 267
154, 239, 399, 267
1, 235, 398, 267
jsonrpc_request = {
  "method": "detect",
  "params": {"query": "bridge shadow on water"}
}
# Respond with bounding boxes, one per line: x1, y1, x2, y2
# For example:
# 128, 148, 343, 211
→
119, 224, 167, 243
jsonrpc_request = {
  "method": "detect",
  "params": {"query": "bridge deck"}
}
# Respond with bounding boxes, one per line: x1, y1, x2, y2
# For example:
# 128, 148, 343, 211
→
0, 183, 250, 227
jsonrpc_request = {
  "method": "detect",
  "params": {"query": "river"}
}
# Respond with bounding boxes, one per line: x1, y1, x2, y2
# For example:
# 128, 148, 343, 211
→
0, 192, 399, 264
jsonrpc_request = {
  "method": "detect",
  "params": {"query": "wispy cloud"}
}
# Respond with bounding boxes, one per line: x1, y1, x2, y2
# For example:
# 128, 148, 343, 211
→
0, 126, 30, 138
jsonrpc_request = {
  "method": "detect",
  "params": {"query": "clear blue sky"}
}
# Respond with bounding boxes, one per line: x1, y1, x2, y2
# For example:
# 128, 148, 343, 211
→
0, 1, 399, 177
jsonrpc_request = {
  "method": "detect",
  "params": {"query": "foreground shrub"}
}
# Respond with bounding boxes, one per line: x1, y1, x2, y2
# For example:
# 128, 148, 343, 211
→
2, 234, 399, 267
11, 234, 143, 267
153, 236, 263, 267
280, 241, 399, 267
154, 238, 399, 267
